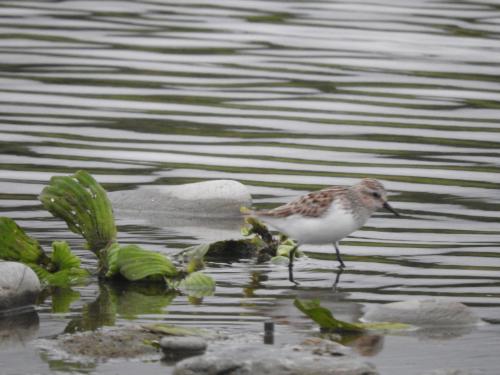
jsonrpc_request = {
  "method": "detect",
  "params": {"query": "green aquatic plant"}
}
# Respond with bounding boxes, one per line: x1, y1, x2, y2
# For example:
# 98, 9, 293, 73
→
0, 216, 48, 264
0, 170, 216, 293
294, 298, 363, 333
30, 241, 89, 287
295, 298, 411, 333
104, 243, 178, 281
36, 170, 215, 288
241, 215, 302, 263
0, 217, 88, 286
171, 212, 299, 268
178, 271, 216, 298
39, 170, 116, 254
176, 243, 211, 273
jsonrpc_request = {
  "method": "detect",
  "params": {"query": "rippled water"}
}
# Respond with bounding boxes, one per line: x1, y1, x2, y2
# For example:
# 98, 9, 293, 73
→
1, 0, 500, 374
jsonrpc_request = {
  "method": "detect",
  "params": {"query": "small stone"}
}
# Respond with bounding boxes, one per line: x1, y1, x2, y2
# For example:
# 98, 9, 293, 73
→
302, 338, 352, 357
160, 336, 207, 356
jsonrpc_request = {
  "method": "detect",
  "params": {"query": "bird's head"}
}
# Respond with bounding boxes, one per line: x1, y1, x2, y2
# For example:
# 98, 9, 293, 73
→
356, 178, 399, 216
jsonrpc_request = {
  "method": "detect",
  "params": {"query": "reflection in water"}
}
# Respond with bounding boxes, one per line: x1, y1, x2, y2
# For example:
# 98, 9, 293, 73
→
1, 0, 500, 374
39, 287, 81, 314
0, 311, 39, 349
64, 283, 177, 333
350, 335, 384, 357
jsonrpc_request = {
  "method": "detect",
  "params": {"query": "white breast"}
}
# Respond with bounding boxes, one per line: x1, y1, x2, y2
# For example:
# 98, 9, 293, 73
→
261, 203, 364, 245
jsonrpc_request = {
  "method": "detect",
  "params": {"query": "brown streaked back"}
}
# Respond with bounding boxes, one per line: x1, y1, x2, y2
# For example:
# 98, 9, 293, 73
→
256, 186, 348, 218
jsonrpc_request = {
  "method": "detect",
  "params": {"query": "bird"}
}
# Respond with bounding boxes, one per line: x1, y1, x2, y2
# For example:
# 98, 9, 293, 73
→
253, 178, 399, 280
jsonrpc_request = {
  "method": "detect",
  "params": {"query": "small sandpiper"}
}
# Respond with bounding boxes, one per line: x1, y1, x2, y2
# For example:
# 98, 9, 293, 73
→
254, 178, 399, 279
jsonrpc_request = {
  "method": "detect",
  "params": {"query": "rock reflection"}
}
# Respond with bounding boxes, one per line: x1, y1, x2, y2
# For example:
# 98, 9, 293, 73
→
348, 334, 384, 357
0, 310, 39, 349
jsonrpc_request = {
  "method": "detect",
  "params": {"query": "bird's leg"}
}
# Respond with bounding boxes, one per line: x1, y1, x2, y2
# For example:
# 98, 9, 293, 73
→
288, 245, 299, 284
334, 242, 346, 268
332, 267, 344, 291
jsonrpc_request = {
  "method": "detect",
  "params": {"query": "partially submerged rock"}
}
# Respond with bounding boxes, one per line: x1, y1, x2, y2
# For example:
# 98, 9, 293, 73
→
420, 370, 480, 375
110, 180, 252, 218
361, 299, 481, 339
0, 262, 41, 315
161, 336, 207, 361
39, 327, 160, 361
173, 343, 378, 375
362, 299, 480, 327
109, 180, 252, 243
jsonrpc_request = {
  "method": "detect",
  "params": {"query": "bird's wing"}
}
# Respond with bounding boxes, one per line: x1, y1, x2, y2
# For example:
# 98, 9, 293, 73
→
256, 186, 347, 218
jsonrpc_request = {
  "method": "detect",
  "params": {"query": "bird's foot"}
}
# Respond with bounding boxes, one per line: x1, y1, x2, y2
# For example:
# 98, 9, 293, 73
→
288, 265, 300, 285
332, 267, 344, 291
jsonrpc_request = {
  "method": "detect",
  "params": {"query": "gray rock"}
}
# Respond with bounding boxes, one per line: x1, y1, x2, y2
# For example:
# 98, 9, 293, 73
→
420, 369, 480, 375
161, 336, 207, 355
38, 327, 161, 361
173, 344, 378, 375
361, 299, 480, 328
110, 180, 252, 218
0, 262, 40, 315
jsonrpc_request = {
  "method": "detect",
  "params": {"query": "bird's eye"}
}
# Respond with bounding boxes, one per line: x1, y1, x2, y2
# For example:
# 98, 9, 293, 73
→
372, 192, 381, 198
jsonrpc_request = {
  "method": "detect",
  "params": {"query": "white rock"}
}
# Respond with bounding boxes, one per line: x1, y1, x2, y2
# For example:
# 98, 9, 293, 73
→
0, 262, 40, 314
110, 180, 252, 218
362, 299, 480, 327
110, 180, 252, 242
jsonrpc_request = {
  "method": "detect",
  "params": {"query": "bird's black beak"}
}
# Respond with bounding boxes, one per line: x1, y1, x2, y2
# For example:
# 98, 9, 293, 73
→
383, 201, 400, 217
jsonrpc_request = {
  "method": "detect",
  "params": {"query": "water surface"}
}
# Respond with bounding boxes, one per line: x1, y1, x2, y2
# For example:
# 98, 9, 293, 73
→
1, 0, 500, 374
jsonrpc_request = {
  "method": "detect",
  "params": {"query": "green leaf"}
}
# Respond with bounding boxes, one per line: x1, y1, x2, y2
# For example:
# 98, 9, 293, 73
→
178, 271, 215, 298
0, 219, 88, 287
0, 217, 46, 264
51, 241, 81, 270
30, 264, 89, 287
106, 244, 177, 282
176, 243, 210, 273
104, 242, 121, 278
294, 299, 412, 333
142, 323, 206, 337
294, 298, 364, 332
277, 239, 300, 258
39, 170, 117, 253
